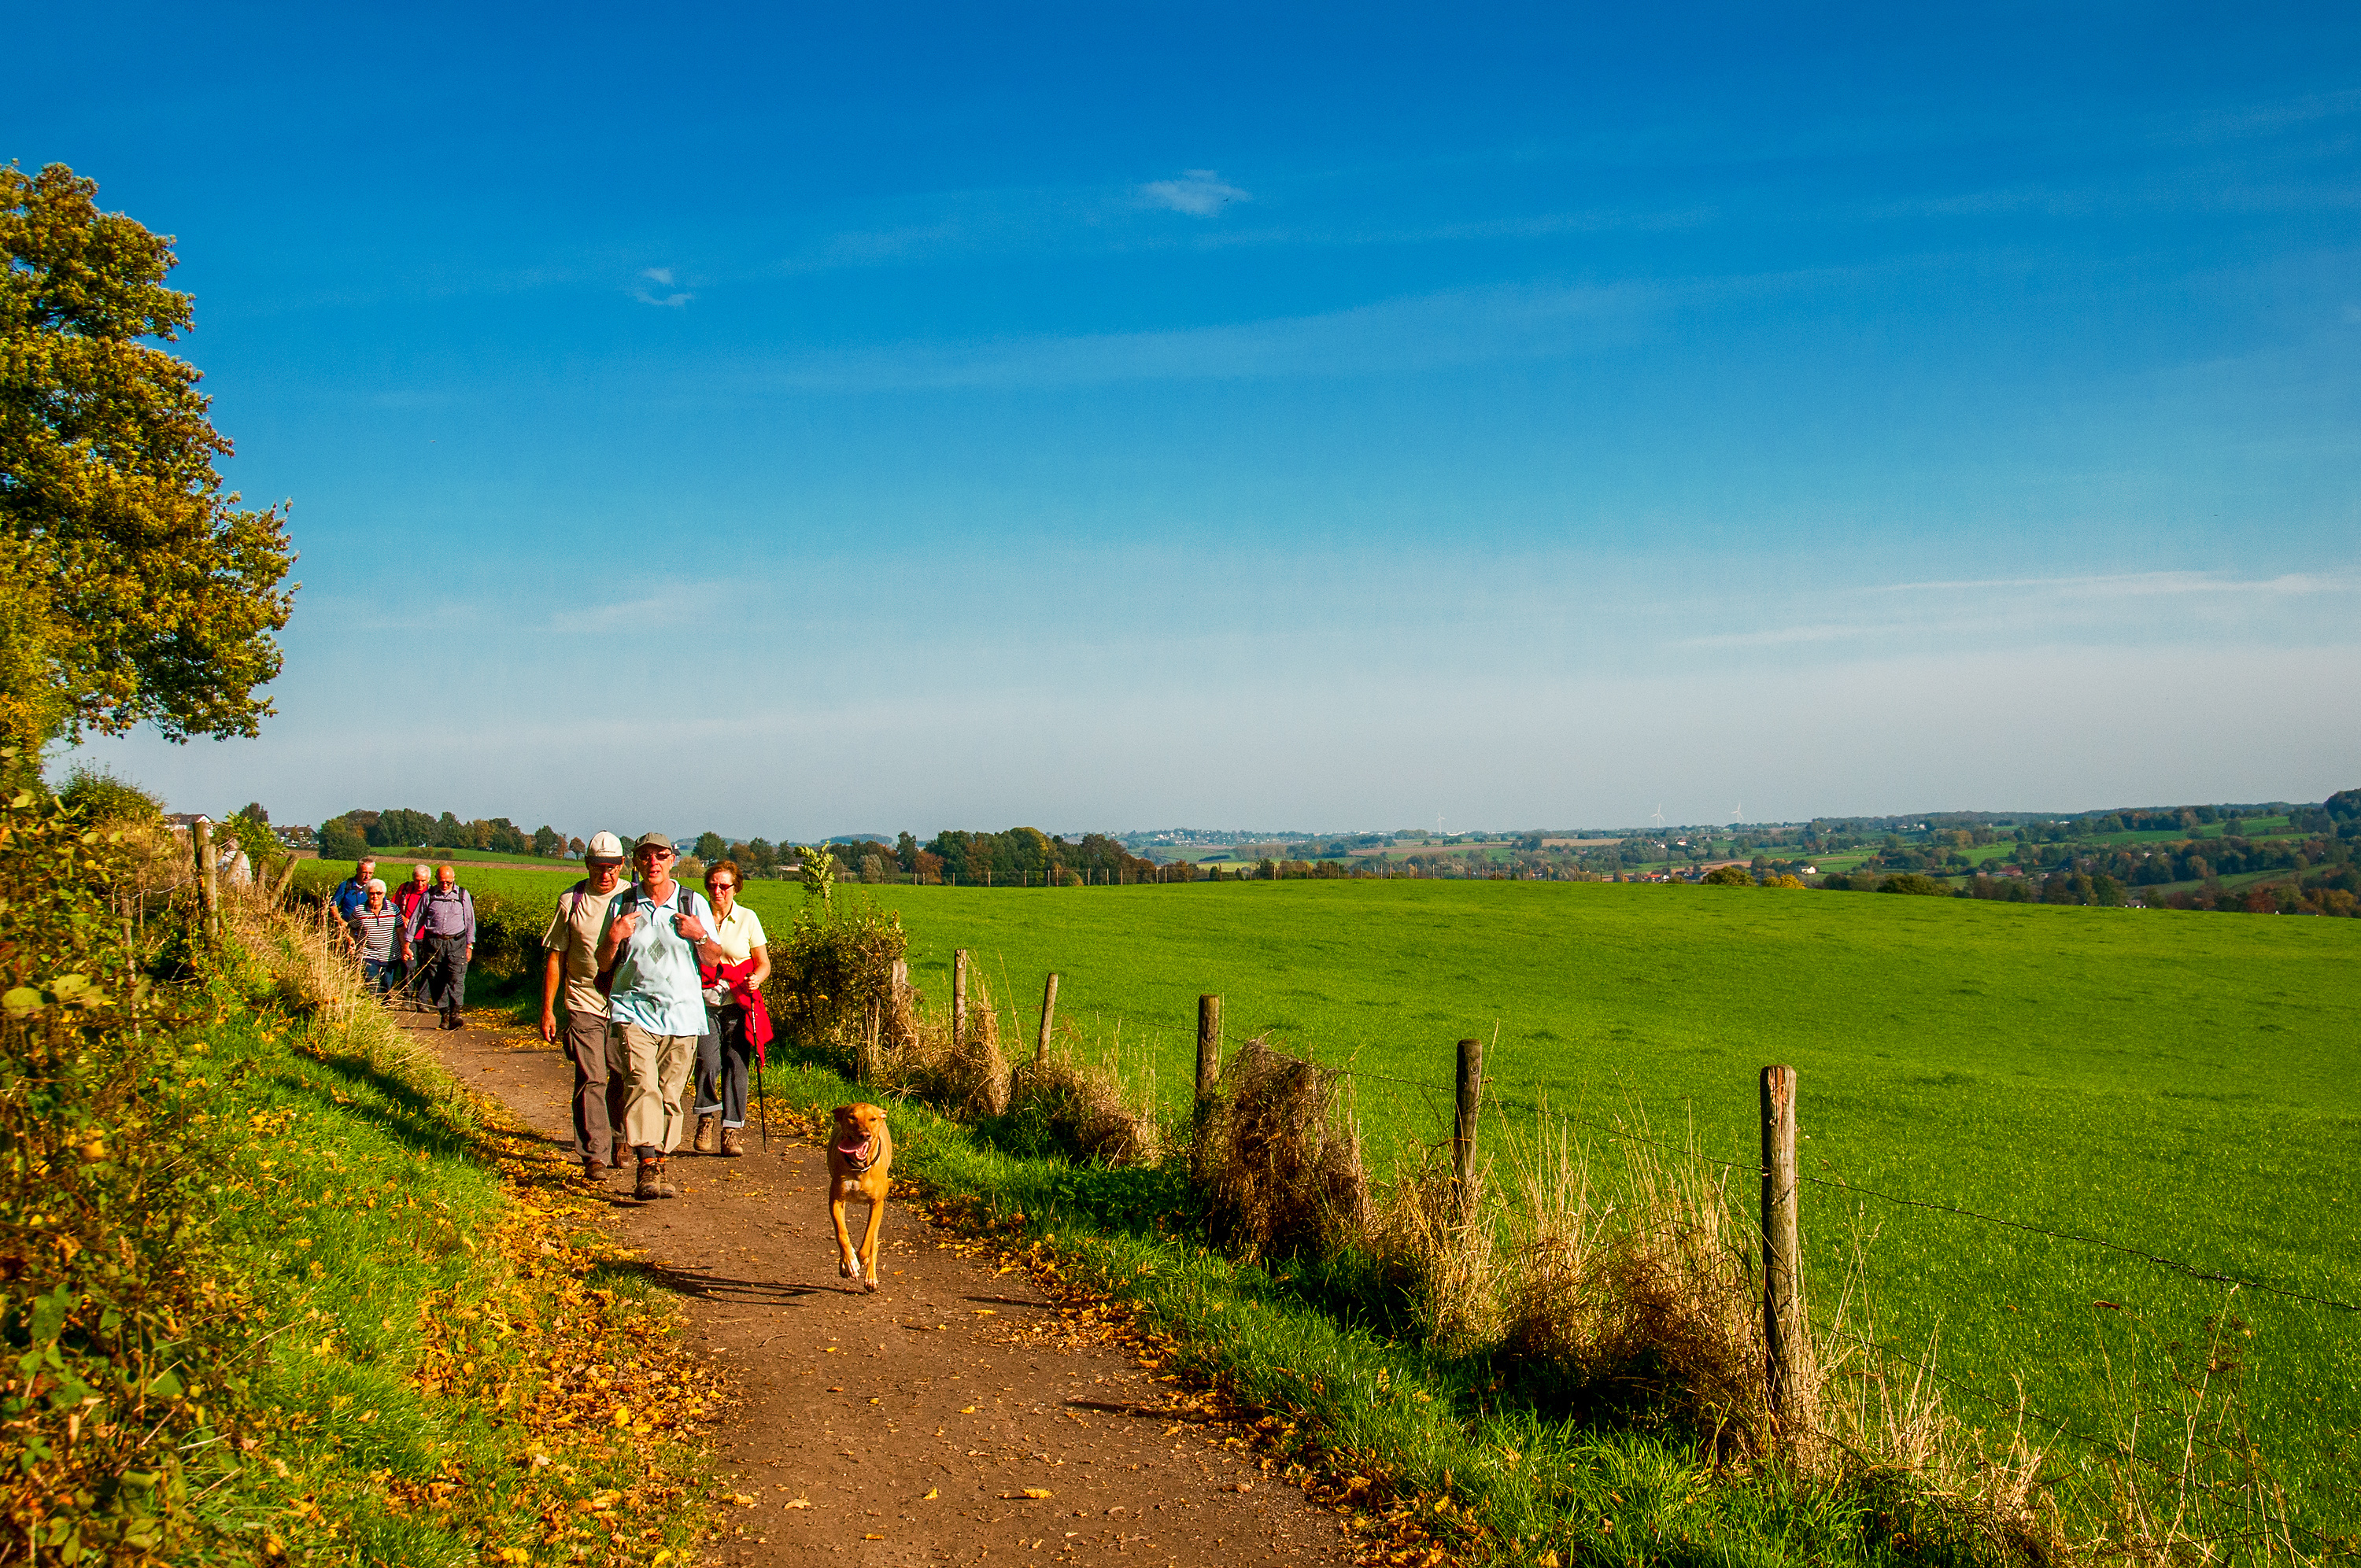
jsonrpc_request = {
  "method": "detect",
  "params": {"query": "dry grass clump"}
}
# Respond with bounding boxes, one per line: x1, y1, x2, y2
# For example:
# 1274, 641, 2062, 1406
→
226, 892, 363, 1030
1568, 1117, 1768, 1455
1196, 1035, 1369, 1262
1494, 1114, 1597, 1367
877, 970, 1011, 1118
1379, 1105, 1769, 1455
1004, 1033, 1163, 1167
1814, 1312, 2057, 1563
853, 970, 924, 1083
1365, 1139, 1503, 1352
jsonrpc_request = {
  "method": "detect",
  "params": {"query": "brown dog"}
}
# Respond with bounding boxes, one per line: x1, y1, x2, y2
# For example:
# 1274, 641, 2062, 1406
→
827, 1102, 893, 1292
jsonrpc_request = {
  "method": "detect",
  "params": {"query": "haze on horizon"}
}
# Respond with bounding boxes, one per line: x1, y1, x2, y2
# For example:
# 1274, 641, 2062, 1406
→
15, 2, 2360, 838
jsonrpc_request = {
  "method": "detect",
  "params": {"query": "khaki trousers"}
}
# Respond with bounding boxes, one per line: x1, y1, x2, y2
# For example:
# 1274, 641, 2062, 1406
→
609, 1023, 697, 1154
563, 1012, 627, 1165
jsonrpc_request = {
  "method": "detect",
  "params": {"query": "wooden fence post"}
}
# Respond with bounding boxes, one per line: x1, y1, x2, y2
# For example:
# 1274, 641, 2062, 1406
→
889, 957, 910, 1045
1195, 995, 1221, 1102
1192, 994, 1223, 1183
1454, 1037, 1483, 1219
951, 950, 969, 1045
1760, 1064, 1813, 1444
192, 817, 217, 945
1036, 972, 1059, 1059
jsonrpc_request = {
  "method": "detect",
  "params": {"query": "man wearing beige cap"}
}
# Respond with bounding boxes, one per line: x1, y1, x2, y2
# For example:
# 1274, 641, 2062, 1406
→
597, 832, 726, 1201
541, 831, 630, 1181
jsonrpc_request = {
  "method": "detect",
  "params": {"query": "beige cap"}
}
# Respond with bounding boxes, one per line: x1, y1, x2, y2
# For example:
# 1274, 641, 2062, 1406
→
585, 830, 625, 863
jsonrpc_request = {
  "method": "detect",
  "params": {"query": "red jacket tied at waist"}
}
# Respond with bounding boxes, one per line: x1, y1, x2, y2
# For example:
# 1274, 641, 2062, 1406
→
699, 957, 774, 1062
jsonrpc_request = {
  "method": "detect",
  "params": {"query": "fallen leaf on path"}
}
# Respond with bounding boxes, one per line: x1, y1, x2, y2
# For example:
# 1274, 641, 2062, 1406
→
783, 1499, 811, 1510
922, 1489, 938, 1501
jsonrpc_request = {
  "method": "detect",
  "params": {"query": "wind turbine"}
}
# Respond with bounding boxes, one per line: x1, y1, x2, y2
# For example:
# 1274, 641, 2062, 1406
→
1650, 804, 1668, 876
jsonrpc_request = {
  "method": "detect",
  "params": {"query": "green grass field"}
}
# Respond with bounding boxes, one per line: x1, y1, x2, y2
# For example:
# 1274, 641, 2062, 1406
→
319, 862, 2359, 1532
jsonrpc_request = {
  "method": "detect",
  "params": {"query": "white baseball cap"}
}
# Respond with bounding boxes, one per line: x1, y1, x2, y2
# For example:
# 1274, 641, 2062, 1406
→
585, 831, 625, 863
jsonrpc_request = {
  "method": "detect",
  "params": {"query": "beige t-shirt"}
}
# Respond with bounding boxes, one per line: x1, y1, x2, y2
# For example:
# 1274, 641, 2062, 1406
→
541, 880, 625, 1019
707, 902, 767, 966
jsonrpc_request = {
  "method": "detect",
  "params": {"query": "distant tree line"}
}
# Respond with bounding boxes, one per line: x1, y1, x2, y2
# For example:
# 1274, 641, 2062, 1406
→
316, 806, 568, 861
690, 833, 789, 878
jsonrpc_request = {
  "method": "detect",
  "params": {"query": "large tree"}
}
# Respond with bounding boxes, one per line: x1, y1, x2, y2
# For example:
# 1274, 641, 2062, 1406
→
1, 163, 294, 754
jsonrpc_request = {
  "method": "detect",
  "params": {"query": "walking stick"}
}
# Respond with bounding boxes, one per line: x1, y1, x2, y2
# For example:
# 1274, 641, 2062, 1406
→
755, 1036, 770, 1151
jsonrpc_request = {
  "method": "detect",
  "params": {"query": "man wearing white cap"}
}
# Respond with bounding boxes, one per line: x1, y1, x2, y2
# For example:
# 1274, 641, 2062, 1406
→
541, 832, 630, 1180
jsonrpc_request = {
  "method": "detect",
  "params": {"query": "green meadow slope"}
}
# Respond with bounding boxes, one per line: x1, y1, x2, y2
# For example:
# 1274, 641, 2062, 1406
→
868, 878, 2361, 1536
320, 864, 2360, 1534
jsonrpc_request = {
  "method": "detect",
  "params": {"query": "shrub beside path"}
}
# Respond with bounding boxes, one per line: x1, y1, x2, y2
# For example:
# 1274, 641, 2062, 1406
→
406, 1012, 1356, 1568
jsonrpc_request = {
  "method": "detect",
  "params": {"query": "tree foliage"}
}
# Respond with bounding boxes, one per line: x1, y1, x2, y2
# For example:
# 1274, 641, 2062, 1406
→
1, 163, 294, 751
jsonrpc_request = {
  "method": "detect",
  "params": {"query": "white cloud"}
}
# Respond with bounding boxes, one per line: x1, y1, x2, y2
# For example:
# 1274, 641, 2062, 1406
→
570, 584, 707, 633
1138, 169, 1249, 216
632, 266, 693, 307
745, 279, 1656, 391
1871, 570, 2350, 599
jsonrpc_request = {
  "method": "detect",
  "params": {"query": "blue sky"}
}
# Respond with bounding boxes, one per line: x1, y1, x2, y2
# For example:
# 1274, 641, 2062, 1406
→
19, 2, 2361, 838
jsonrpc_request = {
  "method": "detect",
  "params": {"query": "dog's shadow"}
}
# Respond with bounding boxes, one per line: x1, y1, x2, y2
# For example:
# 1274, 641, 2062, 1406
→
593, 1257, 837, 1304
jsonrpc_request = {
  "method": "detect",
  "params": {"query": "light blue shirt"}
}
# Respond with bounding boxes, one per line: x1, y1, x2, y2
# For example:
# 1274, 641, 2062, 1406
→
599, 881, 714, 1036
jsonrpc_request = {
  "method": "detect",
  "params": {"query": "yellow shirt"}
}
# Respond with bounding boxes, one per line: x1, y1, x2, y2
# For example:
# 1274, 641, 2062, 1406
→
707, 902, 767, 966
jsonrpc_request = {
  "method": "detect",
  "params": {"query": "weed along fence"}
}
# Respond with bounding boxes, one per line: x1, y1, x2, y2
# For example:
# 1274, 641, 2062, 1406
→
1183, 1015, 2356, 1559
850, 954, 2354, 1558
1192, 1024, 1822, 1456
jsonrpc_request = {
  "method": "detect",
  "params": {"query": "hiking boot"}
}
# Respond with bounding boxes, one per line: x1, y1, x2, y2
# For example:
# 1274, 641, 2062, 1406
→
579, 1158, 606, 1184
719, 1126, 745, 1157
446, 1007, 464, 1031
693, 1113, 719, 1154
634, 1158, 675, 1201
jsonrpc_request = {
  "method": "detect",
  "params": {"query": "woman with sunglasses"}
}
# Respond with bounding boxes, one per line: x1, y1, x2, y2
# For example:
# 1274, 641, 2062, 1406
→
693, 859, 770, 1156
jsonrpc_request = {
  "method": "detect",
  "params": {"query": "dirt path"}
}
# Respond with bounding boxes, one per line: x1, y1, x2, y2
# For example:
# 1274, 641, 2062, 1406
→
407, 1013, 1354, 1568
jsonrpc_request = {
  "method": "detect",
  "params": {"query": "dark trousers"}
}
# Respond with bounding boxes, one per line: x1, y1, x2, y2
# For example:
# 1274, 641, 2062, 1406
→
693, 1005, 753, 1127
564, 1012, 627, 1165
420, 933, 469, 1010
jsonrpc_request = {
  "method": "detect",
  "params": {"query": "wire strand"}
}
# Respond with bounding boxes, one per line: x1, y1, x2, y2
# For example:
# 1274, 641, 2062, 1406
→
1323, 1066, 2360, 1314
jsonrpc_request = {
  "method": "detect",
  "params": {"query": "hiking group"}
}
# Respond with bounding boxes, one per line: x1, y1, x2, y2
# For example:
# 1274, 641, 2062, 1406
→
333, 858, 476, 1028
334, 830, 774, 1201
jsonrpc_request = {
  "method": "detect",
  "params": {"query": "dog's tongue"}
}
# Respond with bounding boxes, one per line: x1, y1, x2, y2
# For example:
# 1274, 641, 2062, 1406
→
837, 1135, 870, 1157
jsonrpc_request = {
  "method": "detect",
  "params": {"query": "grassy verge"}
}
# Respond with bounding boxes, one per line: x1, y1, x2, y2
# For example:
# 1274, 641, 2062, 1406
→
195, 906, 723, 1566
